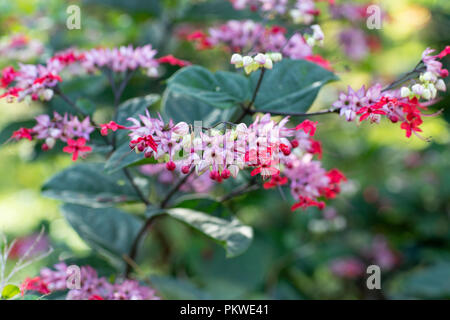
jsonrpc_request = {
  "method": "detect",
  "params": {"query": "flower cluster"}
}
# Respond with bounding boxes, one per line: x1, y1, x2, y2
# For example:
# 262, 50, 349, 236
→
12, 112, 94, 161
330, 235, 399, 279
81, 45, 159, 76
187, 20, 327, 64
21, 262, 160, 300
0, 34, 44, 62
105, 112, 345, 210
332, 46, 449, 139
229, 0, 319, 25
400, 48, 448, 101
230, 52, 282, 74
1, 43, 189, 103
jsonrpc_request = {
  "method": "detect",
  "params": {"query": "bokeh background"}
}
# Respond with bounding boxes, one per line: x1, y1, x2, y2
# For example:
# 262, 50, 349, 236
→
0, 0, 449, 299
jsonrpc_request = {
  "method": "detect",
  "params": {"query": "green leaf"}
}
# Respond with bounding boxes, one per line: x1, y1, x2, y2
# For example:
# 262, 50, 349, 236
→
61, 204, 143, 270
250, 59, 338, 113
115, 94, 160, 129
104, 142, 157, 174
42, 163, 143, 207
388, 261, 450, 299
162, 208, 253, 258
1, 284, 20, 299
162, 66, 247, 126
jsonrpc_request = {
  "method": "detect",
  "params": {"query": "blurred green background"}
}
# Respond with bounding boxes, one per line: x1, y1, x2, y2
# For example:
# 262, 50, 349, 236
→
0, 0, 449, 299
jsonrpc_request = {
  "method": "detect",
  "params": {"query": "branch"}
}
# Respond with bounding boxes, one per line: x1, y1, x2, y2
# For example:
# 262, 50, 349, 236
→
235, 68, 266, 122
160, 169, 195, 209
249, 108, 339, 117
125, 168, 195, 277
122, 168, 151, 206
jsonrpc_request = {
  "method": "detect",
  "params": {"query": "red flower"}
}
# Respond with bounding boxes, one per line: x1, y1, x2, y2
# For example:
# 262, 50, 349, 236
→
1, 66, 18, 88
291, 196, 325, 211
33, 73, 62, 85
438, 45, 450, 59
308, 139, 322, 159
320, 169, 346, 199
130, 134, 158, 153
400, 119, 423, 138
357, 102, 387, 122
12, 128, 33, 141
157, 55, 191, 67
296, 119, 318, 136
20, 276, 50, 296
89, 295, 105, 300
0, 87, 23, 99
305, 55, 333, 71
63, 138, 92, 161
186, 30, 212, 50
250, 162, 280, 179
100, 121, 126, 136
263, 174, 288, 189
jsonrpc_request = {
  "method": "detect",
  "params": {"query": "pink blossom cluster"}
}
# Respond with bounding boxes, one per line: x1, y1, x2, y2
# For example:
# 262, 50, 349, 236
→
0, 34, 44, 62
229, 0, 319, 24
187, 20, 329, 66
330, 235, 399, 279
332, 46, 449, 140
1, 44, 189, 103
81, 45, 159, 76
105, 112, 345, 210
21, 262, 160, 300
12, 112, 94, 161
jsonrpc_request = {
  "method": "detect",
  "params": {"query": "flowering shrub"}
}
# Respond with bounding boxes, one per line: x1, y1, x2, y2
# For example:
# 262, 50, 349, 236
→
0, 0, 448, 300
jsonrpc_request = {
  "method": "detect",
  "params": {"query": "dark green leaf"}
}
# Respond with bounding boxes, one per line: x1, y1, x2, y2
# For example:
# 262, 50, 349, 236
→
42, 163, 142, 207
163, 208, 253, 258
115, 94, 160, 128
61, 204, 143, 270
251, 59, 338, 113
104, 142, 157, 174
162, 66, 248, 125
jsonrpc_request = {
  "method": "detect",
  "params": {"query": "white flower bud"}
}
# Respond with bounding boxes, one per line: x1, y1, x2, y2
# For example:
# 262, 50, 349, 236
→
236, 123, 248, 134
421, 71, 434, 82
242, 56, 253, 67
411, 84, 424, 95
264, 57, 273, 69
436, 79, 446, 91
429, 84, 437, 99
45, 137, 56, 149
306, 36, 315, 47
173, 122, 189, 135
400, 87, 411, 98
422, 88, 431, 100
230, 53, 243, 65
254, 53, 266, 65
42, 89, 54, 101
269, 52, 282, 62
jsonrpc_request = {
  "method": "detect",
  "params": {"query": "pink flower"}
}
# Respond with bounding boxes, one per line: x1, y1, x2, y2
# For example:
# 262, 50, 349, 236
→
63, 138, 92, 161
